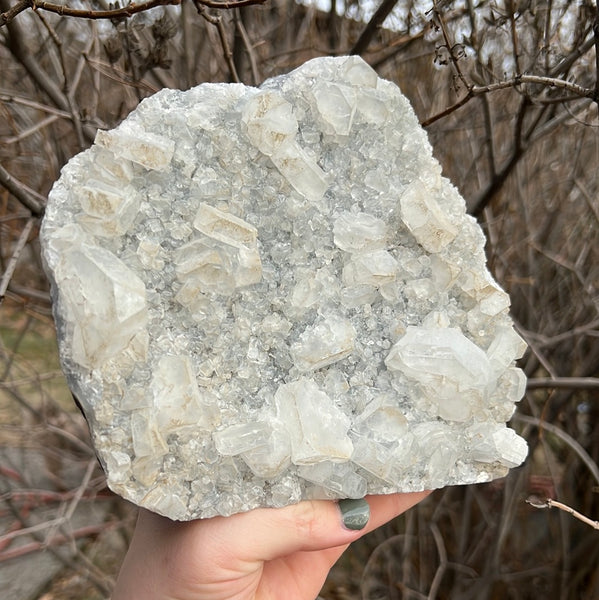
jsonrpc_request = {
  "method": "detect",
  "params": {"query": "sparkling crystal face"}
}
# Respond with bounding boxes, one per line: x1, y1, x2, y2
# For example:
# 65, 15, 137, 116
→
41, 56, 528, 520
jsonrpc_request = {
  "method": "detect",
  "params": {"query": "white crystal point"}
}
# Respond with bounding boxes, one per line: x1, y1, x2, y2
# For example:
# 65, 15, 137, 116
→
298, 461, 367, 498
241, 90, 328, 201
468, 423, 528, 468
41, 55, 528, 520
342, 250, 398, 287
385, 326, 496, 422
311, 81, 357, 136
151, 355, 219, 432
275, 378, 353, 464
400, 180, 458, 253
333, 212, 388, 253
271, 143, 328, 202
241, 90, 298, 156
174, 204, 262, 299
48, 225, 148, 369
194, 203, 258, 249
213, 421, 272, 456
487, 326, 527, 373
386, 326, 493, 391
290, 315, 356, 372
95, 124, 174, 171
240, 425, 291, 479
78, 180, 140, 238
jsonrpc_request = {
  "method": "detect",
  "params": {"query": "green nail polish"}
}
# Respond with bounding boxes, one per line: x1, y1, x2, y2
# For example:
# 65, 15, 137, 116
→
339, 498, 370, 530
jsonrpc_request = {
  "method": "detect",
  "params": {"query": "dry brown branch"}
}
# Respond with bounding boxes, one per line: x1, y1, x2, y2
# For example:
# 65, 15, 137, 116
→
0, 520, 123, 561
526, 377, 599, 391
3, 114, 59, 144
0, 164, 45, 216
1, 0, 268, 27
421, 75, 596, 128
0, 93, 72, 119
506, 0, 520, 76
43, 459, 98, 547
518, 318, 599, 349
234, 8, 260, 85
0, 216, 36, 304
350, 0, 399, 57
513, 414, 599, 486
196, 1, 239, 82
430, 0, 469, 92
594, 4, 599, 103
428, 522, 448, 599
36, 11, 87, 148
526, 496, 599, 531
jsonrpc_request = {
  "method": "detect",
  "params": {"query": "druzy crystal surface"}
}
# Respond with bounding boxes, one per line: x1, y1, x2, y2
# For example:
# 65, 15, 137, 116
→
41, 56, 528, 520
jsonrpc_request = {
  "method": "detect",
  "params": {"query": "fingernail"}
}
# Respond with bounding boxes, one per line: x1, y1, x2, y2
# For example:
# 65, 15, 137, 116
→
339, 498, 370, 531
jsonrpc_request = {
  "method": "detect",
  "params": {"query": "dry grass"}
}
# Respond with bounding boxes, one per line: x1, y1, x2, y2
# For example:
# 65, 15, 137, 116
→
1, 0, 598, 598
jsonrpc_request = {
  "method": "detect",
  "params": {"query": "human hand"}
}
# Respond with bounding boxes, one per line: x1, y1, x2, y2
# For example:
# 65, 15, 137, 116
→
112, 491, 430, 600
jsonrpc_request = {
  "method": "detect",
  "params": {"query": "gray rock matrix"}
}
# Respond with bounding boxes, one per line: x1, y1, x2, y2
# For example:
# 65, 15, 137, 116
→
41, 56, 528, 520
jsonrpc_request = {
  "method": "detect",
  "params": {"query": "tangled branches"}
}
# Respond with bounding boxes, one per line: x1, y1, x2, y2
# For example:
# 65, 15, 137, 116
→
0, 0, 266, 27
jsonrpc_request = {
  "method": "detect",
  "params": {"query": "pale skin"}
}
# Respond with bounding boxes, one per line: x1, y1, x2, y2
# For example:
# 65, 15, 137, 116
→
112, 491, 430, 600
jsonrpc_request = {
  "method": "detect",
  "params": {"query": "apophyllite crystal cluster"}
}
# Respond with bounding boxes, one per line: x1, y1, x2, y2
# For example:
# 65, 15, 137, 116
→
41, 56, 528, 520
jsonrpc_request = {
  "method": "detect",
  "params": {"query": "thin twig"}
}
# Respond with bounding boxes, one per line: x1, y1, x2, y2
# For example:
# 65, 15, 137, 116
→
431, 0, 470, 92
0, 0, 28, 24
0, 370, 65, 388
526, 377, 599, 390
35, 10, 86, 149
421, 75, 595, 127
234, 8, 260, 85
196, 3, 239, 82
46, 423, 95, 455
45, 458, 98, 544
1, 0, 267, 26
0, 217, 36, 304
551, 36, 595, 78
0, 164, 45, 216
507, 0, 521, 76
526, 496, 599, 530
350, 0, 400, 57
513, 414, 599, 486
428, 522, 447, 599
593, 3, 599, 102
517, 318, 599, 349
0, 92, 71, 119
0, 521, 123, 561
3, 114, 59, 144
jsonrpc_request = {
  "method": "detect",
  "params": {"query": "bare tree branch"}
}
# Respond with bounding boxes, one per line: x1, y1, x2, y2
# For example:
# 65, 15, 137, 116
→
550, 36, 595, 78
513, 413, 599, 486
594, 3, 599, 103
234, 7, 260, 85
526, 496, 599, 530
0, 0, 27, 24
421, 75, 596, 127
0, 163, 46, 216
1, 0, 267, 27
0, 217, 36, 304
195, 1, 239, 83
431, 0, 469, 92
526, 377, 599, 391
350, 0, 400, 57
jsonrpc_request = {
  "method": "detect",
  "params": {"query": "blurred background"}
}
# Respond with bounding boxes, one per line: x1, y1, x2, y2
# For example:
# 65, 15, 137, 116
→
1, 0, 598, 598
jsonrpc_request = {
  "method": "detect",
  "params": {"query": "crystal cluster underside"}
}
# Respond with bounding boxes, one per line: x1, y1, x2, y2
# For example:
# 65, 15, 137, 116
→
41, 56, 528, 520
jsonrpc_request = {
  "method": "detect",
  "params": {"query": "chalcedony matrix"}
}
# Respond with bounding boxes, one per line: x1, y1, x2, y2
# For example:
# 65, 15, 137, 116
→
41, 56, 528, 520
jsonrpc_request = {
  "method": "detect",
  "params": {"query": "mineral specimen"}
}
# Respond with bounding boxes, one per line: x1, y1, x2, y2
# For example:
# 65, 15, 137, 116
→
40, 56, 528, 521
